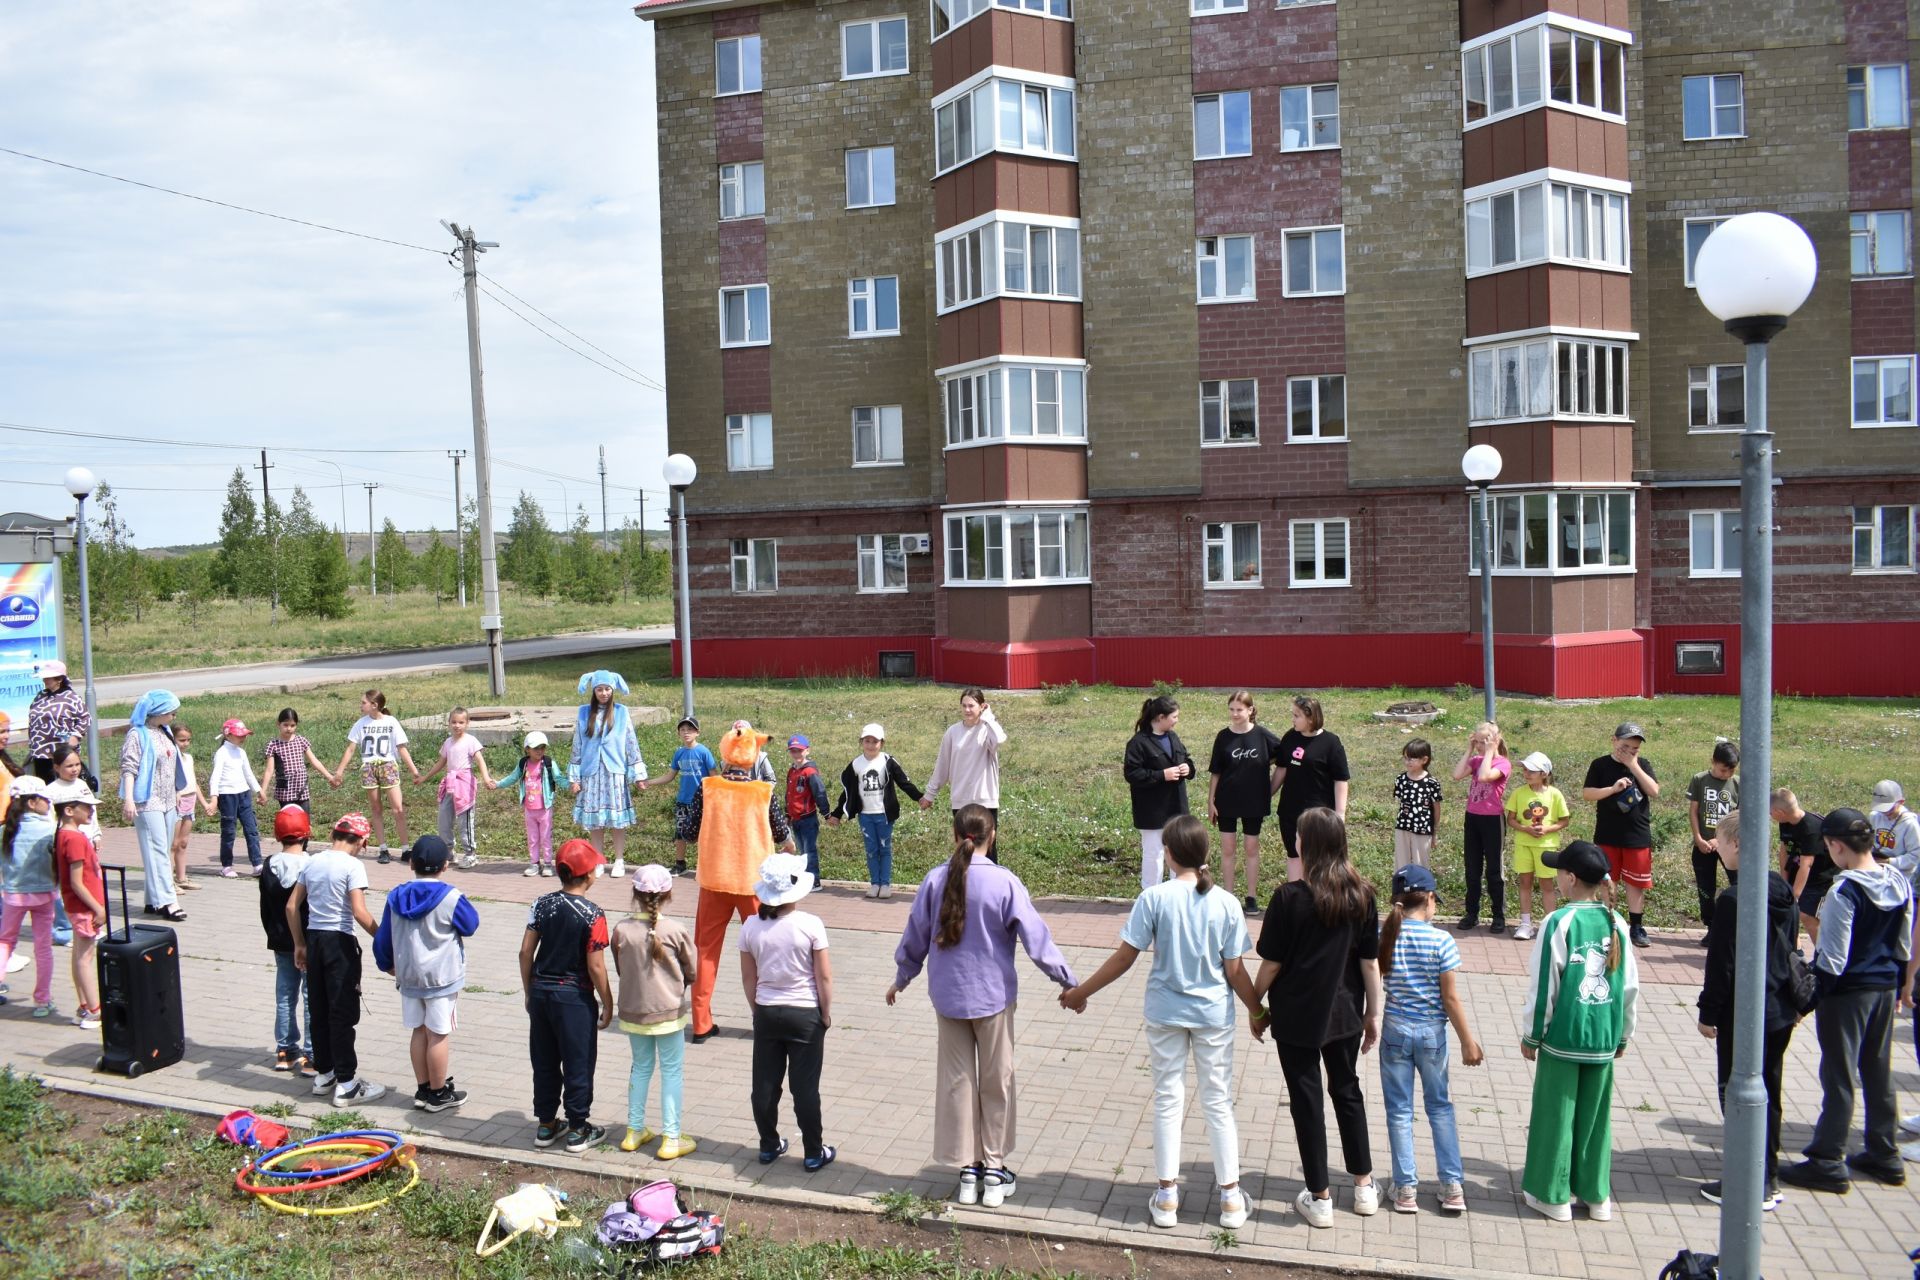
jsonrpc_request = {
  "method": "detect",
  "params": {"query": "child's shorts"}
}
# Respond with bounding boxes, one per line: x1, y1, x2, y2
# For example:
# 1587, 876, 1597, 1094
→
67, 909, 100, 939
673, 801, 698, 842
401, 994, 459, 1035
1601, 843, 1654, 890
1511, 841, 1555, 877
1215, 811, 1265, 835
361, 761, 401, 790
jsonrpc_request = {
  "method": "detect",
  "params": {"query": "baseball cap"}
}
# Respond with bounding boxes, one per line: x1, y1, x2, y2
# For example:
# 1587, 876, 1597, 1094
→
524, 730, 550, 750
409, 835, 451, 871
861, 723, 886, 741
223, 718, 252, 739
333, 813, 372, 841
787, 734, 810, 750
34, 660, 67, 679
556, 838, 606, 878
6, 775, 47, 801
1821, 808, 1873, 843
45, 778, 97, 808
1541, 840, 1611, 885
272, 805, 311, 841
677, 716, 700, 732
1390, 864, 1441, 899
1872, 780, 1905, 814
632, 863, 674, 894
1520, 751, 1553, 774
1613, 723, 1645, 741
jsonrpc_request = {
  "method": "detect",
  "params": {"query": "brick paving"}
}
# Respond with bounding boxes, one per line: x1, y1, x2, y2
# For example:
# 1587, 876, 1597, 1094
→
5, 828, 1919, 1279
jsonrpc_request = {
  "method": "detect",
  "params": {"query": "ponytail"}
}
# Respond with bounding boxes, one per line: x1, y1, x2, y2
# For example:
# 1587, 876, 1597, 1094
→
939, 805, 996, 948
1377, 889, 1429, 978
1, 804, 24, 861
633, 889, 669, 963
1161, 815, 1212, 896
1135, 695, 1179, 736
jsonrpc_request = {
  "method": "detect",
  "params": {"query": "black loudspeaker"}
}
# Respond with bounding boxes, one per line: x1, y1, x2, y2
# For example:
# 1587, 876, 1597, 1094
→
95, 865, 184, 1078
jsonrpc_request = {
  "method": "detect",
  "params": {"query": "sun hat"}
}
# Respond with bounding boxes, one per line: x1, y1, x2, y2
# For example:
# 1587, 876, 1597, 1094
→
556, 838, 607, 878
1520, 751, 1553, 774
1872, 780, 1905, 814
272, 805, 311, 841
753, 852, 815, 907
7, 775, 48, 801
860, 723, 886, 741
333, 813, 373, 840
222, 718, 252, 739
524, 731, 550, 750
632, 864, 674, 894
34, 660, 67, 679
45, 778, 98, 808
1541, 840, 1610, 885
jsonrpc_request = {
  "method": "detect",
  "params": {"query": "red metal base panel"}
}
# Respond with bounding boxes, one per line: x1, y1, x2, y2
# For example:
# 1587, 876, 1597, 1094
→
671, 636, 936, 681
1648, 623, 1920, 698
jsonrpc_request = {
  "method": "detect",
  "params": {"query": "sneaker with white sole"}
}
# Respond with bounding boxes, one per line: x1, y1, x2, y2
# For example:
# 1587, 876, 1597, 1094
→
457, 855, 478, 870
1148, 1186, 1180, 1228
610, 859, 627, 878
1513, 919, 1536, 941
311, 1071, 337, 1095
1524, 1190, 1572, 1222
956, 1166, 982, 1206
1295, 1188, 1334, 1229
1903, 1141, 1920, 1164
1438, 1182, 1467, 1213
1902, 1112, 1920, 1136
333, 1078, 387, 1107
1218, 1187, 1250, 1230
541, 865, 553, 877
1352, 1181, 1379, 1216
981, 1168, 1015, 1207
1581, 1198, 1613, 1222
523, 865, 540, 877
1391, 1184, 1419, 1214
878, 884, 895, 899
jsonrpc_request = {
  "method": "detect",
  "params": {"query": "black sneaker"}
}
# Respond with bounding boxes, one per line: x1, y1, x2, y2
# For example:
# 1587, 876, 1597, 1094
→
690, 1026, 719, 1044
672, 859, 687, 876
1629, 925, 1650, 948
534, 1121, 565, 1149
1489, 919, 1507, 936
422, 1082, 468, 1114
378, 849, 392, 865
1455, 917, 1478, 932
1243, 895, 1259, 914
1698, 934, 1711, 948
1777, 1159, 1850, 1194
1846, 1152, 1906, 1186
413, 1083, 432, 1110
565, 1123, 607, 1153
1703, 1181, 1782, 1211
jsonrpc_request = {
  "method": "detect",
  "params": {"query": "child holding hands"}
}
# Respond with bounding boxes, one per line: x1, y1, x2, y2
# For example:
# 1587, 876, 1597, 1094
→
418, 707, 492, 870
496, 732, 562, 877
260, 708, 337, 814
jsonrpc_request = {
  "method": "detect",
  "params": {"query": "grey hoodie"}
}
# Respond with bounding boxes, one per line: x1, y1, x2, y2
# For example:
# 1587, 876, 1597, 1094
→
373, 879, 481, 1000
1813, 863, 1914, 996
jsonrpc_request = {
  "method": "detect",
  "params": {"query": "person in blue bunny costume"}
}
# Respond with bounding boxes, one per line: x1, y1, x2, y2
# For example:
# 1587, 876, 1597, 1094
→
569, 670, 649, 879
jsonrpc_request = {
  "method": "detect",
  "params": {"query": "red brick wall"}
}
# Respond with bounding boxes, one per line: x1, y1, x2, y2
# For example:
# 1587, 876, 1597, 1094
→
1192, 0, 1334, 84
718, 219, 765, 286
720, 348, 770, 414
1849, 132, 1912, 208
1845, 0, 1908, 60
679, 509, 936, 639
1853, 278, 1916, 354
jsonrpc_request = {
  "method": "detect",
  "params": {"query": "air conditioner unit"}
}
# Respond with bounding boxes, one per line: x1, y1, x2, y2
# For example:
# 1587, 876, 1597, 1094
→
1675, 641, 1726, 677
901, 533, 931, 554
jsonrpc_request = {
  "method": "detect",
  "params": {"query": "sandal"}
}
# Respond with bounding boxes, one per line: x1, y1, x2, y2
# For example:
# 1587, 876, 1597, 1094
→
156, 906, 188, 923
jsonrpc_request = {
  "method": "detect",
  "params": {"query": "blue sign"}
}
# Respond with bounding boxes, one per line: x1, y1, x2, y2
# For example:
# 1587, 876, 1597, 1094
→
0, 563, 64, 753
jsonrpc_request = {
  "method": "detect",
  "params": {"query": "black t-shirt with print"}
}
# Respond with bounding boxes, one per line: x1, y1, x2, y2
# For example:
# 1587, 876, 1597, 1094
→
1257, 880, 1380, 1047
1779, 811, 1834, 902
1584, 754, 1658, 849
527, 891, 611, 993
1274, 730, 1351, 818
1209, 726, 1284, 818
1393, 772, 1444, 835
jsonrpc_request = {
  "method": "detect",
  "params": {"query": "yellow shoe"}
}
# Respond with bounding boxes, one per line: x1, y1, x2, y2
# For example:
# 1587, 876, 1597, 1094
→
657, 1135, 698, 1161
620, 1127, 657, 1152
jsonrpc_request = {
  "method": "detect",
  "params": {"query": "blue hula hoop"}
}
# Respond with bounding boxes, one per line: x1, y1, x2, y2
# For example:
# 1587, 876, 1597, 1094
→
245, 1129, 407, 1181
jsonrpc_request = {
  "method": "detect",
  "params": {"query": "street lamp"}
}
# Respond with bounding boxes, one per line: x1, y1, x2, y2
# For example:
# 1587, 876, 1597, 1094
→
1462, 443, 1503, 725
1694, 211, 1817, 1280
663, 453, 698, 720
63, 466, 101, 772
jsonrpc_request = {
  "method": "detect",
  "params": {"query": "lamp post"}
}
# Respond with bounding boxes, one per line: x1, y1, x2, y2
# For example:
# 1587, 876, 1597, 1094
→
1462, 444, 1503, 725
663, 454, 698, 720
63, 467, 101, 772
1693, 212, 1818, 1280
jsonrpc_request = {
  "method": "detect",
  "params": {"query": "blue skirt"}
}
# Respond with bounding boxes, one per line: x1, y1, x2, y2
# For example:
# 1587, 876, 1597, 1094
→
574, 769, 634, 830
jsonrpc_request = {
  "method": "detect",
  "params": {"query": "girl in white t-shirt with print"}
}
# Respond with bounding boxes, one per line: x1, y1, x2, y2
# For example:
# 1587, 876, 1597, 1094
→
333, 689, 419, 864
418, 706, 493, 870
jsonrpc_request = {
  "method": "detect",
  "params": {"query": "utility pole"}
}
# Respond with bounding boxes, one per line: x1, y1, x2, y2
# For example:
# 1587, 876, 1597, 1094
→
448, 449, 468, 608
598, 446, 610, 551
443, 219, 506, 696
256, 449, 276, 622
363, 483, 380, 597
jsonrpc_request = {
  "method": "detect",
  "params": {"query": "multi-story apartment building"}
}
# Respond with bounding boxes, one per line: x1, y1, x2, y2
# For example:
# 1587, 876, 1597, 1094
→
636, 0, 1920, 699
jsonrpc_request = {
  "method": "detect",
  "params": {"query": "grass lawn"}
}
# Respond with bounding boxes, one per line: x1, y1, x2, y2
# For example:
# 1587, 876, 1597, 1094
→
97, 647, 1920, 931
69, 588, 671, 676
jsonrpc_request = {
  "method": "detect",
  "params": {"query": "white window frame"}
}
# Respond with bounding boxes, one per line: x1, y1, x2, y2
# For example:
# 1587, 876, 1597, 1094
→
730, 537, 778, 592
715, 35, 762, 97
1194, 91, 1253, 160
1204, 521, 1263, 588
857, 533, 909, 593
1851, 210, 1912, 279
1853, 505, 1917, 573
1287, 374, 1347, 442
1281, 225, 1346, 297
1688, 510, 1741, 578
848, 276, 901, 338
1849, 64, 1910, 131
1464, 171, 1630, 277
1276, 0, 1334, 6
841, 16, 909, 80
845, 147, 896, 209
942, 506, 1091, 585
1196, 234, 1256, 303
1469, 488, 1635, 576
1200, 378, 1259, 446
1279, 83, 1340, 151
1683, 216, 1732, 288
1468, 337, 1554, 423
935, 212, 1081, 313
933, 70, 1077, 175
941, 358, 1089, 447
852, 405, 904, 466
1462, 16, 1631, 130
718, 161, 764, 222
1688, 363, 1746, 433
1192, 0, 1245, 13
1288, 518, 1351, 588
931, 0, 1071, 43
725, 412, 773, 472
1852, 355, 1917, 428
1682, 73, 1745, 140
718, 284, 771, 347
1555, 338, 1629, 418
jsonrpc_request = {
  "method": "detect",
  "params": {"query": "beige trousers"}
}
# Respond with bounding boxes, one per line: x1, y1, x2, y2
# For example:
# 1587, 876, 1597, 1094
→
1393, 829, 1434, 871
934, 1005, 1018, 1168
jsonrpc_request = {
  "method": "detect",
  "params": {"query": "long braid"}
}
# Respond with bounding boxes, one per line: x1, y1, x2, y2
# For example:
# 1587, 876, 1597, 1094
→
648, 897, 666, 964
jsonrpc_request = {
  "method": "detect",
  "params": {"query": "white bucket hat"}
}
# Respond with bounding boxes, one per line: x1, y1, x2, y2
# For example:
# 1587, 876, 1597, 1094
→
753, 852, 815, 907
7, 775, 48, 801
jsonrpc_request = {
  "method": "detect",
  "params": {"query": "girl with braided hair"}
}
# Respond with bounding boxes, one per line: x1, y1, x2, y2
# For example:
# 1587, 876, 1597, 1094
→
612, 863, 697, 1159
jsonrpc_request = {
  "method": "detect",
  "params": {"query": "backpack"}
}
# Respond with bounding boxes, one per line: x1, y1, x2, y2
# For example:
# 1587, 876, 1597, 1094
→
785, 764, 820, 820
1657, 1251, 1717, 1280
1784, 949, 1821, 1015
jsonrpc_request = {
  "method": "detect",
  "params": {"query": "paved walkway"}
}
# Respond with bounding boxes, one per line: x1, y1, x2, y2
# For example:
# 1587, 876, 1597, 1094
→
6, 828, 1919, 1280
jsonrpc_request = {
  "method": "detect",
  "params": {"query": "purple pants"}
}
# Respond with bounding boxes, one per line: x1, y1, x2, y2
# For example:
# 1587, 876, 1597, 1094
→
524, 806, 554, 866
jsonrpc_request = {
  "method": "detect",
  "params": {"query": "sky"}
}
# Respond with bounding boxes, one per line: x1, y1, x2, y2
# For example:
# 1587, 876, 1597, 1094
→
0, 0, 666, 547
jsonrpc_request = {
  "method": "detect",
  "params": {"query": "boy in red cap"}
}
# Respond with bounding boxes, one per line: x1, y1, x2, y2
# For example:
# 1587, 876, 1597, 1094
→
208, 718, 264, 877
520, 837, 615, 1152
288, 814, 385, 1106
260, 804, 315, 1073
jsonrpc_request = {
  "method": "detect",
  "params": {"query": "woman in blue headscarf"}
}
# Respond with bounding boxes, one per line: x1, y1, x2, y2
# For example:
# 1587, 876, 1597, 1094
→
119, 690, 188, 921
569, 670, 648, 879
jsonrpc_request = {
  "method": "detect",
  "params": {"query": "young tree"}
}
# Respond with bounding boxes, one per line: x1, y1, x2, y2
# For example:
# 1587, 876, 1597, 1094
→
559, 509, 616, 604
211, 467, 261, 601
292, 519, 353, 619
277, 488, 320, 610
501, 491, 554, 597
617, 519, 668, 597
175, 551, 216, 622
418, 529, 457, 604
460, 496, 482, 603
375, 520, 413, 599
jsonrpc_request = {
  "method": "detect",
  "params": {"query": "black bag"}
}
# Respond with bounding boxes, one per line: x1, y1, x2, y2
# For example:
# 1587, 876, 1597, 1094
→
1784, 950, 1820, 1016
95, 865, 186, 1078
1658, 1251, 1718, 1280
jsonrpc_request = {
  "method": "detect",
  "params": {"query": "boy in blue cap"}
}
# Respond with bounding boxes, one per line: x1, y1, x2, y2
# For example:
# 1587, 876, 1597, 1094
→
374, 834, 481, 1112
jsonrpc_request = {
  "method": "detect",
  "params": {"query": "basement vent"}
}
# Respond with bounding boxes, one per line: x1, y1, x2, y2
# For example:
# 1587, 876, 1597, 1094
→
878, 651, 917, 679
1675, 641, 1726, 677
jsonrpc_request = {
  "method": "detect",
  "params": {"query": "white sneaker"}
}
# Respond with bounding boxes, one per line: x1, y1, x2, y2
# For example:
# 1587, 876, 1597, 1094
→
1513, 918, 1536, 941
1295, 1188, 1334, 1229
1524, 1191, 1572, 1222
1352, 1181, 1379, 1216
1902, 1140, 1920, 1164
457, 854, 478, 869
1149, 1186, 1180, 1229
523, 865, 540, 877
311, 1071, 337, 1096
333, 1078, 387, 1106
981, 1168, 1015, 1207
878, 885, 894, 900
1218, 1187, 1249, 1230
956, 1166, 981, 1206
611, 859, 627, 878
1582, 1198, 1613, 1222
5, 952, 27, 974
1902, 1112, 1920, 1137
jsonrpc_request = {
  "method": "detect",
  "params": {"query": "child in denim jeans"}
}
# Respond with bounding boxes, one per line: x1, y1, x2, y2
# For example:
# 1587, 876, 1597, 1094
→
259, 805, 315, 1074
829, 724, 921, 900
1376, 864, 1484, 1215
783, 736, 828, 881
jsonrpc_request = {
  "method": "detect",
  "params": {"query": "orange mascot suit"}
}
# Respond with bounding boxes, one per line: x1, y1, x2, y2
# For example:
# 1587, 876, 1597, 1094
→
690, 723, 790, 1038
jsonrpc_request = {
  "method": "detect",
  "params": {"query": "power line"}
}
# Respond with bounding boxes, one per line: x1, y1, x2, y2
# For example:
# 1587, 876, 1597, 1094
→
478, 272, 664, 390
0, 419, 447, 455
475, 284, 664, 394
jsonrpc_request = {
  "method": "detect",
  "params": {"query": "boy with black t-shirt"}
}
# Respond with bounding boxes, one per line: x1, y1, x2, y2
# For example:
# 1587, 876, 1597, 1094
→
1686, 740, 1742, 937
1771, 788, 1831, 947
1581, 724, 1660, 948
519, 838, 615, 1153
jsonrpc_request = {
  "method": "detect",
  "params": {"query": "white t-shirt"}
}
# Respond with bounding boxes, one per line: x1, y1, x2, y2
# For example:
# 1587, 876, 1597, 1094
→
300, 847, 370, 934
348, 715, 408, 765
738, 909, 829, 1007
854, 754, 890, 815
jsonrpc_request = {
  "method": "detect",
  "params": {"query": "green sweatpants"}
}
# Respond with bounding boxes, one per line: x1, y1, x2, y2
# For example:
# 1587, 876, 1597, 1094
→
1523, 1053, 1615, 1206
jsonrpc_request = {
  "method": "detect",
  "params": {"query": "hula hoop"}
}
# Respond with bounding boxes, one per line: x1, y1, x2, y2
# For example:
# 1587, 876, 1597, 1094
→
243, 1130, 407, 1182
248, 1149, 420, 1217
236, 1141, 407, 1196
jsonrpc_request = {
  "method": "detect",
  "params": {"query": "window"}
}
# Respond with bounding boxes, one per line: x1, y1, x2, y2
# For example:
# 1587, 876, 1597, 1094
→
938, 219, 1081, 311
1547, 29, 1624, 116
1684, 216, 1731, 286
1200, 379, 1258, 444
1192, 0, 1245, 12
848, 277, 900, 337
1853, 356, 1916, 427
857, 534, 908, 592
1683, 73, 1744, 139
936, 79, 1076, 173
1282, 226, 1345, 296
715, 35, 762, 96
718, 162, 764, 221
725, 413, 773, 471
943, 509, 1090, 583
1688, 364, 1746, 431
1689, 511, 1742, 578
730, 537, 777, 592
1289, 518, 1350, 587
932, 0, 1070, 41
1465, 176, 1630, 275
1465, 183, 1546, 274
1280, 84, 1339, 150
1205, 522, 1262, 586
719, 284, 770, 347
1197, 235, 1255, 301
1849, 65, 1909, 130
1468, 338, 1553, 421
1851, 211, 1911, 278
1288, 375, 1347, 441
1463, 29, 1545, 123
942, 363, 1087, 444
1470, 490, 1632, 573
1557, 339, 1628, 417
845, 147, 896, 208
1194, 91, 1253, 159
1854, 505, 1916, 572
842, 17, 908, 79
1465, 21, 1626, 126
852, 405, 904, 465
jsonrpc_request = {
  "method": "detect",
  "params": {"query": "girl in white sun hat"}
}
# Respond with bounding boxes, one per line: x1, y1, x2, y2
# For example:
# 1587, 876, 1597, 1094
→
739, 851, 836, 1170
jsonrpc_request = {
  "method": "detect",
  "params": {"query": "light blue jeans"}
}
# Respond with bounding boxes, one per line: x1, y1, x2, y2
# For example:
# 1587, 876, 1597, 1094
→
627, 1028, 686, 1137
858, 812, 894, 887
274, 951, 311, 1058
133, 809, 177, 909
1379, 1017, 1463, 1188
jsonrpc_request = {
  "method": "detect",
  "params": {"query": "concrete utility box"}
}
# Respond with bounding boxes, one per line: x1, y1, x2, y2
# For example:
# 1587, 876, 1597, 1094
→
0, 512, 74, 748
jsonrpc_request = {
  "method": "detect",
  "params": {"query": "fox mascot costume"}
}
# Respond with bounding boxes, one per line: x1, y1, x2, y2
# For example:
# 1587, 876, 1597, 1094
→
689, 721, 791, 1039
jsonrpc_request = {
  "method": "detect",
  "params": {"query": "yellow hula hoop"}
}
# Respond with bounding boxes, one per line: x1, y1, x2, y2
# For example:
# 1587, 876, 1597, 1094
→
242, 1141, 421, 1217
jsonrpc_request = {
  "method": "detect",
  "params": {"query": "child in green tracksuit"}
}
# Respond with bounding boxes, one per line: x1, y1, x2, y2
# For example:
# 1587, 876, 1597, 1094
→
1519, 840, 1640, 1223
